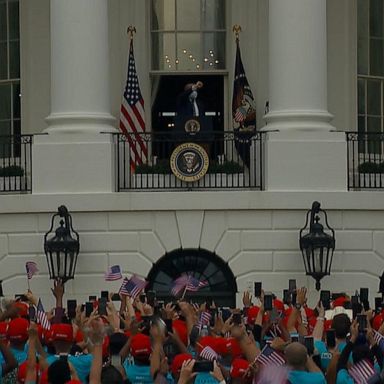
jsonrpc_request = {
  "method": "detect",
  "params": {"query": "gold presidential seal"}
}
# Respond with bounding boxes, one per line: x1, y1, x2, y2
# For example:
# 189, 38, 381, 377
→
170, 143, 209, 182
184, 118, 201, 135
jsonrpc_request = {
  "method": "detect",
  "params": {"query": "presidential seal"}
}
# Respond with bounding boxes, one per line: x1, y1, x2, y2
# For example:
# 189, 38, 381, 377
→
184, 118, 201, 135
170, 143, 209, 182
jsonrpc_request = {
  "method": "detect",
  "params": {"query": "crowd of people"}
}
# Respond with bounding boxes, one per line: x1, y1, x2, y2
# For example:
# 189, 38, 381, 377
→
0, 279, 383, 383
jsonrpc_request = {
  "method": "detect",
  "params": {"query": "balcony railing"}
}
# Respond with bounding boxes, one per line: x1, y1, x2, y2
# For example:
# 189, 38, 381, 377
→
114, 131, 264, 191
346, 132, 384, 190
0, 135, 33, 194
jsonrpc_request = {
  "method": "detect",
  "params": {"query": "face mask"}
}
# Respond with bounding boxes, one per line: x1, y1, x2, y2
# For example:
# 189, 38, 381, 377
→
189, 90, 198, 100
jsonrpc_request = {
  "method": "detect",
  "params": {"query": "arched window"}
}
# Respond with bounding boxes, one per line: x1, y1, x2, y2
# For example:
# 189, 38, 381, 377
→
146, 248, 237, 307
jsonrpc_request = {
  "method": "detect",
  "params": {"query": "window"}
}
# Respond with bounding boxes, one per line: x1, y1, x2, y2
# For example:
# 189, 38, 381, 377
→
0, 0, 20, 158
357, 0, 384, 154
146, 248, 237, 307
151, 0, 226, 71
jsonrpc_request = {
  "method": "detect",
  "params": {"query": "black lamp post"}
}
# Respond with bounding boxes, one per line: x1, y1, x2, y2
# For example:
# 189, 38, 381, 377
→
299, 201, 335, 291
44, 205, 80, 283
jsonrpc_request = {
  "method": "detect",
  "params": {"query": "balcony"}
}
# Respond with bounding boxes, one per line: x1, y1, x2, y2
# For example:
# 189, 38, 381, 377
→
347, 132, 384, 190
114, 131, 264, 191
0, 135, 32, 194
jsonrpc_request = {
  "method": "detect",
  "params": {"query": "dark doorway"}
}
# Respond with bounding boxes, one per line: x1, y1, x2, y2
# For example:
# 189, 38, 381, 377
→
146, 248, 237, 307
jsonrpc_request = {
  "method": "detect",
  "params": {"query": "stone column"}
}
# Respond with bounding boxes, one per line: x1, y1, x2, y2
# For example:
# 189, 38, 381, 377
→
33, 0, 117, 193
261, 0, 347, 191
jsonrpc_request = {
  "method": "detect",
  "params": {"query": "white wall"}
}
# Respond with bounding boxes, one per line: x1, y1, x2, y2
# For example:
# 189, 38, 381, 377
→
0, 191, 383, 309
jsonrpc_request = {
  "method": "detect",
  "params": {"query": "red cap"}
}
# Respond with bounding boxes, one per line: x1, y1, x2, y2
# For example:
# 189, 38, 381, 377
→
130, 333, 151, 357
172, 319, 188, 346
17, 361, 39, 383
197, 336, 221, 354
171, 353, 193, 375
14, 302, 29, 317
332, 296, 349, 308
230, 358, 249, 378
7, 317, 29, 342
373, 313, 384, 331
273, 299, 285, 312
247, 306, 260, 324
75, 329, 84, 343
51, 323, 73, 343
220, 338, 242, 357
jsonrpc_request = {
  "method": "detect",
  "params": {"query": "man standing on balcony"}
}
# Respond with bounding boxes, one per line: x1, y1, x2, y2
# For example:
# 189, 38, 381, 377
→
176, 81, 205, 118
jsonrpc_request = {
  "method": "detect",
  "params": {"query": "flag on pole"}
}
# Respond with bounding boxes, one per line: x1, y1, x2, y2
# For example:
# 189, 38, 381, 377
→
119, 32, 147, 172
119, 275, 147, 299
36, 299, 51, 330
232, 29, 256, 168
254, 345, 285, 367
105, 265, 123, 281
171, 275, 208, 296
254, 364, 288, 384
197, 311, 212, 330
200, 346, 219, 361
348, 359, 381, 384
25, 262, 38, 280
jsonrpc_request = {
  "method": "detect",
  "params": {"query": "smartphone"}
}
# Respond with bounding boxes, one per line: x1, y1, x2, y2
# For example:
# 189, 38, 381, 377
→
303, 336, 314, 355
193, 361, 214, 372
291, 334, 299, 342
264, 294, 273, 311
146, 290, 156, 307
254, 282, 262, 297
351, 295, 359, 305
220, 307, 232, 322
98, 298, 107, 316
291, 293, 297, 306
326, 329, 336, 348
139, 294, 146, 304
164, 319, 173, 334
67, 299, 77, 319
289, 279, 296, 293
15, 294, 28, 302
111, 293, 121, 301
357, 314, 367, 332
320, 290, 331, 310
28, 306, 36, 322
375, 297, 383, 312
360, 288, 369, 303
89, 295, 97, 302
85, 302, 93, 317
209, 308, 217, 327
232, 313, 242, 325
100, 291, 109, 300
283, 289, 290, 305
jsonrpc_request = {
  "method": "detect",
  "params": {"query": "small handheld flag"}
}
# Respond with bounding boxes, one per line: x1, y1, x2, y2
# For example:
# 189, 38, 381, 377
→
254, 345, 285, 367
26, 261, 38, 280
171, 274, 208, 297
36, 298, 51, 330
119, 275, 147, 299
105, 265, 123, 281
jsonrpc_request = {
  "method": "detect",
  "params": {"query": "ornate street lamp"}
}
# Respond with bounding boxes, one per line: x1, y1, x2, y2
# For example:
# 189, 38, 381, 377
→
299, 201, 335, 291
44, 205, 80, 283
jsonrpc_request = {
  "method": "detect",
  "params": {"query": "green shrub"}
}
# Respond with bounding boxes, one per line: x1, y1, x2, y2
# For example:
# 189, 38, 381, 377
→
135, 160, 171, 174
208, 160, 243, 174
0, 165, 24, 177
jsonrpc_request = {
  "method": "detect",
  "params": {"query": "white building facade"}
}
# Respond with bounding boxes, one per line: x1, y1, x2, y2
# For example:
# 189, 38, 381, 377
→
0, 0, 383, 308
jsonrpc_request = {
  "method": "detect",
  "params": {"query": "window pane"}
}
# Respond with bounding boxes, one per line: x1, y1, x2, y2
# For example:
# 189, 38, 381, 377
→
358, 79, 366, 115
370, 38, 384, 76
151, 32, 176, 70
0, 42, 7, 79
370, 0, 383, 37
367, 116, 381, 153
151, 0, 175, 30
0, 84, 11, 119
177, 33, 201, 70
202, 32, 225, 69
177, 0, 200, 30
8, 1, 19, 40
9, 40, 19, 78
358, 116, 366, 152
358, 0, 369, 37
0, 3, 6, 42
358, 37, 368, 75
367, 80, 381, 116
201, 0, 225, 30
12, 82, 20, 119
0, 121, 11, 158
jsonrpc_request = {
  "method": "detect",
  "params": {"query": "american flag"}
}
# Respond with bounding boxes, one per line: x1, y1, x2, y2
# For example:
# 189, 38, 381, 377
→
119, 275, 147, 299
200, 346, 219, 361
25, 261, 38, 280
171, 275, 208, 296
36, 298, 51, 330
348, 359, 381, 384
254, 345, 285, 367
254, 364, 288, 384
105, 265, 123, 281
373, 330, 384, 345
119, 37, 147, 172
197, 311, 212, 330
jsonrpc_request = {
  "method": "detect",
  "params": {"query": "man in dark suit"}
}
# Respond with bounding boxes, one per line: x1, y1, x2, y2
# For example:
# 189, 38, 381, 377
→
176, 81, 204, 117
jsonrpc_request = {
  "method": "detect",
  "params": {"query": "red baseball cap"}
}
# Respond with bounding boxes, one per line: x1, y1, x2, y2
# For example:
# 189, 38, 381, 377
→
247, 306, 260, 324
7, 317, 29, 341
230, 358, 249, 378
172, 319, 188, 346
130, 333, 151, 357
51, 323, 73, 343
171, 353, 193, 375
373, 313, 384, 331
17, 361, 40, 383
332, 296, 349, 308
273, 299, 285, 312
14, 302, 29, 317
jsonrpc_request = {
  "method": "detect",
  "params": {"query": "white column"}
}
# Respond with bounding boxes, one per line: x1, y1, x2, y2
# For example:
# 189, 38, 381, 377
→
45, 0, 115, 133
261, 0, 347, 191
265, 0, 332, 131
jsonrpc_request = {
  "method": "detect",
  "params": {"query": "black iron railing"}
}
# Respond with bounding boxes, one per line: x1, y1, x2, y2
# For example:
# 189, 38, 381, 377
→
114, 131, 264, 191
0, 135, 32, 193
346, 132, 384, 190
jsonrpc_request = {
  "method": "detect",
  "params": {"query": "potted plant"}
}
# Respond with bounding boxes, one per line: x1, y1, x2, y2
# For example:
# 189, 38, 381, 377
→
357, 161, 383, 187
0, 165, 25, 191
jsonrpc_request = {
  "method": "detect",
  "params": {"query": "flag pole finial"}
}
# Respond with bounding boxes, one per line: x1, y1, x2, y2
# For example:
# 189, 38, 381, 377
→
127, 25, 136, 40
232, 25, 242, 41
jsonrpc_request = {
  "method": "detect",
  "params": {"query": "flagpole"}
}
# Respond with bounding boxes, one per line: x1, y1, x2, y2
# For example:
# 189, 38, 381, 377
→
127, 25, 136, 40
232, 24, 242, 41
181, 285, 188, 300
27, 277, 30, 291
